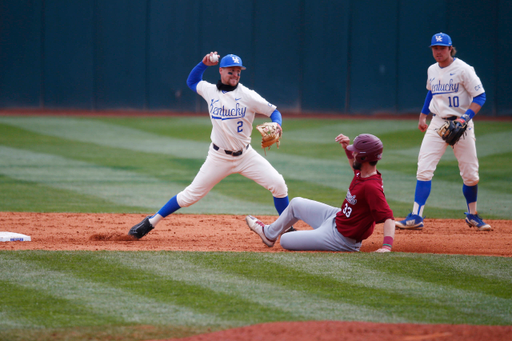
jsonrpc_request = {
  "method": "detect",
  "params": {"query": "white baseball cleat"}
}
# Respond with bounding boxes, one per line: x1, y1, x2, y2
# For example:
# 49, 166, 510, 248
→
245, 215, 275, 247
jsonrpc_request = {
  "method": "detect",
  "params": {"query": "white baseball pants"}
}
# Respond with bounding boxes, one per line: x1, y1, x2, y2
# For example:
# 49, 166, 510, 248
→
177, 143, 288, 207
417, 115, 479, 186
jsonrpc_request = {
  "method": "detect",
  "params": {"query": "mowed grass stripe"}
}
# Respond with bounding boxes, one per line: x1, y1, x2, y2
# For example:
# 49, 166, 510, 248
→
433, 255, 512, 283
0, 116, 210, 159
186, 252, 511, 325
4, 252, 302, 327
1, 116, 511, 218
4, 116, 507, 158
0, 280, 121, 329
0, 311, 35, 330
380, 254, 512, 299
285, 120, 418, 144
0, 253, 226, 328
1, 251, 511, 328
111, 252, 396, 323
261, 253, 512, 325
0, 174, 149, 213
0, 146, 276, 214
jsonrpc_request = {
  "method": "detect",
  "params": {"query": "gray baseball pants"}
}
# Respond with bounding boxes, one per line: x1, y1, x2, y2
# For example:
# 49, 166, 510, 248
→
265, 197, 361, 252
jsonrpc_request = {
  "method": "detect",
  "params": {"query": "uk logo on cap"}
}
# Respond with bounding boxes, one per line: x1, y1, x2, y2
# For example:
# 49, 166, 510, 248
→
430, 32, 452, 47
220, 54, 246, 70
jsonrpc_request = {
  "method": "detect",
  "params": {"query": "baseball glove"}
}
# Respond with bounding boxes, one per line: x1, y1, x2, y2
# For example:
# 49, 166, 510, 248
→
436, 119, 467, 146
256, 122, 282, 154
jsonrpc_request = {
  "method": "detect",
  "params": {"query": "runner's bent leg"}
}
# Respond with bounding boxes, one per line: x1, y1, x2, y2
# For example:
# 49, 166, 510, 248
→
264, 197, 338, 241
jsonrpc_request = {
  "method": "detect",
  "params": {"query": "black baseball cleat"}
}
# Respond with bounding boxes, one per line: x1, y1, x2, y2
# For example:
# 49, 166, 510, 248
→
128, 216, 154, 239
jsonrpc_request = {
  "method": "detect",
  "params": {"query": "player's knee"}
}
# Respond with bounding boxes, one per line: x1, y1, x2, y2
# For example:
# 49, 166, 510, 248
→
416, 170, 434, 182
269, 175, 288, 198
176, 191, 201, 208
290, 197, 305, 208
461, 169, 479, 186
279, 233, 295, 250
463, 178, 479, 187
287, 197, 308, 217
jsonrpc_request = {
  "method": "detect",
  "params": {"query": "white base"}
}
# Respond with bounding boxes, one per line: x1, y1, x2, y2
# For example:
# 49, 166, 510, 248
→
0, 232, 32, 242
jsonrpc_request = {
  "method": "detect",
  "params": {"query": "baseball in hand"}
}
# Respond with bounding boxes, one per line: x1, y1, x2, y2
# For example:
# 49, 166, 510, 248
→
209, 54, 219, 63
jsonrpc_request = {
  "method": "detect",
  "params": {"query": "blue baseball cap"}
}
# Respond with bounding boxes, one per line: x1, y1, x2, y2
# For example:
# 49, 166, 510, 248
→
430, 32, 452, 47
219, 54, 246, 70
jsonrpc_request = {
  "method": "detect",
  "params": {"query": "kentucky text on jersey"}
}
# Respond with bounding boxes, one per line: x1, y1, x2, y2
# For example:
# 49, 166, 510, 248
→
210, 99, 247, 120
430, 79, 459, 94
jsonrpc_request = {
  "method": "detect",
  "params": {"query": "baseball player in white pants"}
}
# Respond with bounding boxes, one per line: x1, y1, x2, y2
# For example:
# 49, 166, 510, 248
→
396, 32, 491, 231
246, 134, 396, 253
128, 52, 291, 239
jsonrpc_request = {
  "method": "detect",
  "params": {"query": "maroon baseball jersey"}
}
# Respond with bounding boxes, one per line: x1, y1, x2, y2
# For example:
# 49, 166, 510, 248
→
335, 169, 394, 241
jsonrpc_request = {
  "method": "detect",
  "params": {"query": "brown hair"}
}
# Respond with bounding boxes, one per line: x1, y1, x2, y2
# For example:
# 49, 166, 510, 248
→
450, 46, 457, 57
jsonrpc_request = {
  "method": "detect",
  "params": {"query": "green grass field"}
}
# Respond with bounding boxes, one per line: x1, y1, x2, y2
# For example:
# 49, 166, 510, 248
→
0, 115, 510, 218
0, 115, 511, 341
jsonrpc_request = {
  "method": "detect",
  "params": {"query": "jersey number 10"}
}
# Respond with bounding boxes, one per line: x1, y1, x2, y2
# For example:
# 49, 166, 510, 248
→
448, 96, 460, 108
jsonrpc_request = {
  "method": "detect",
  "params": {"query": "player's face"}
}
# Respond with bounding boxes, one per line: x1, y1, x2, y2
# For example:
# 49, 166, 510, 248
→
353, 160, 362, 170
352, 153, 362, 170
220, 67, 242, 87
431, 46, 452, 66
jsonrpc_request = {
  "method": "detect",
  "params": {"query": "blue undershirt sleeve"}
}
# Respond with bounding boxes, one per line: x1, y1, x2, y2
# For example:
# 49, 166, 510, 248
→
186, 62, 208, 93
472, 92, 486, 107
421, 91, 433, 115
270, 110, 282, 126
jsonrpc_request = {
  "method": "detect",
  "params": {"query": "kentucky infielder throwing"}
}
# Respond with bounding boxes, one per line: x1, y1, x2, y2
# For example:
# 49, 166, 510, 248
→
128, 52, 291, 239
396, 32, 491, 231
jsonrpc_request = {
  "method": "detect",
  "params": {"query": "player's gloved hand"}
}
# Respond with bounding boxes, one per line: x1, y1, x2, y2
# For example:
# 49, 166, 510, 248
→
456, 108, 475, 124
275, 123, 283, 137
374, 246, 391, 253
455, 114, 470, 125
256, 122, 282, 155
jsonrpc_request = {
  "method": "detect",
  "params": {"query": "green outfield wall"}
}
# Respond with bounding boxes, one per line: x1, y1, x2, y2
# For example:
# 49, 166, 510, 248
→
0, 0, 510, 116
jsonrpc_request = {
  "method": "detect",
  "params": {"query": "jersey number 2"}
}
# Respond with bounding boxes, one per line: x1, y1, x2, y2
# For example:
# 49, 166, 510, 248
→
237, 121, 243, 133
342, 203, 352, 218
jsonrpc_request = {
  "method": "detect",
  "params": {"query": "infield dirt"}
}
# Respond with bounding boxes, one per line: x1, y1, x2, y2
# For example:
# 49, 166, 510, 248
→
1, 212, 510, 256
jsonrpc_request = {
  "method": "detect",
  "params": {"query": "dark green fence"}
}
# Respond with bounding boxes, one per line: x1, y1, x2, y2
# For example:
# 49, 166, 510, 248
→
1, 0, 510, 116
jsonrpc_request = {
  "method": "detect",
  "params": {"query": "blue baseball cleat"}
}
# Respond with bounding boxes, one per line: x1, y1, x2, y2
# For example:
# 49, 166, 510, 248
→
465, 213, 491, 231
395, 213, 424, 230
